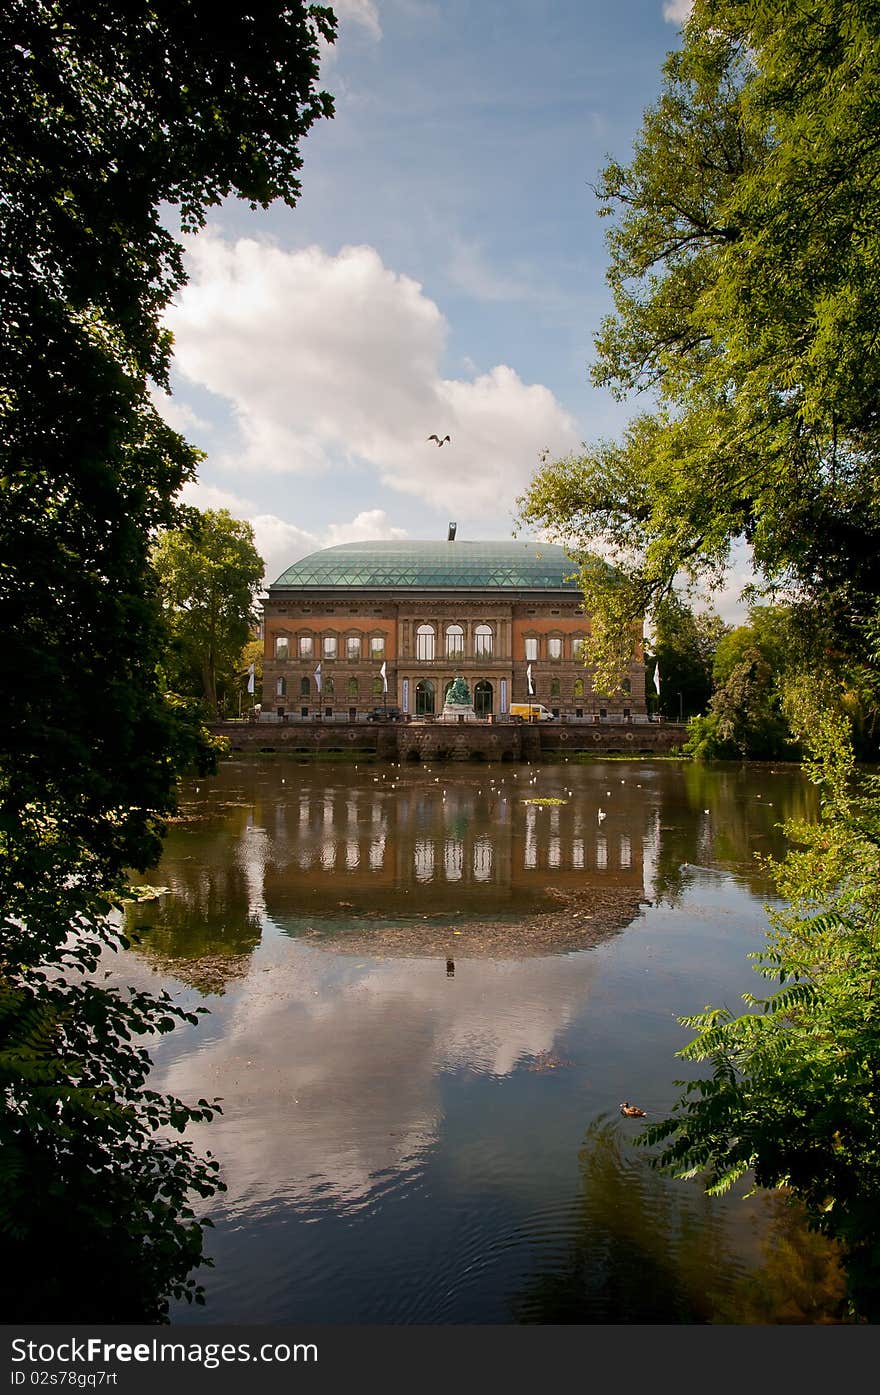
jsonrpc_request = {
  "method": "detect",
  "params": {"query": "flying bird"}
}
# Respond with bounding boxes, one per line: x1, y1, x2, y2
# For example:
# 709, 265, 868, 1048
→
427, 434, 451, 446
620, 1101, 646, 1118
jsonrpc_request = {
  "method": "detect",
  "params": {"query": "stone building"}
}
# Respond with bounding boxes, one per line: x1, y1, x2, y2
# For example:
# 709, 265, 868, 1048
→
260, 534, 646, 721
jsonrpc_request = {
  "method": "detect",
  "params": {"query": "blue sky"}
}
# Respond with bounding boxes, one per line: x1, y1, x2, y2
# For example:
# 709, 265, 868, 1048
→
156, 0, 753, 614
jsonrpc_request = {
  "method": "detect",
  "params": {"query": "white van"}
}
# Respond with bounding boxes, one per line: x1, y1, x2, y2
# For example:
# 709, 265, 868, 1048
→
509, 702, 555, 722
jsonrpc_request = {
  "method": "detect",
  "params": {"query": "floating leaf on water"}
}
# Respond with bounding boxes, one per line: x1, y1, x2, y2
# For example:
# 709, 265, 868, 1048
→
123, 885, 170, 902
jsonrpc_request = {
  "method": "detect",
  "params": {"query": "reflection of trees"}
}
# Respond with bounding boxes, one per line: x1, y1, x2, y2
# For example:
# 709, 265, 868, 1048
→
711, 1193, 848, 1325
651, 763, 819, 904
509, 1119, 846, 1323
126, 858, 261, 995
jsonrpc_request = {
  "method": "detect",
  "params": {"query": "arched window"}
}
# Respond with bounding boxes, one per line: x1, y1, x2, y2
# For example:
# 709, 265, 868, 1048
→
373, 678, 383, 696
299, 677, 309, 697
445, 624, 464, 660
474, 624, 493, 657
324, 677, 334, 696
347, 677, 359, 698
548, 636, 562, 661
550, 678, 561, 698
415, 680, 435, 715
416, 624, 435, 660
622, 677, 631, 694
573, 678, 584, 699
276, 677, 287, 697
274, 636, 289, 661
524, 636, 538, 661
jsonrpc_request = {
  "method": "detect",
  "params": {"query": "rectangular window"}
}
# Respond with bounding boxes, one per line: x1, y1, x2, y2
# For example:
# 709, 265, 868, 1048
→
525, 637, 538, 661
323, 635, 337, 660
274, 636, 289, 661
548, 637, 562, 661
298, 635, 313, 659
347, 635, 362, 660
370, 635, 385, 660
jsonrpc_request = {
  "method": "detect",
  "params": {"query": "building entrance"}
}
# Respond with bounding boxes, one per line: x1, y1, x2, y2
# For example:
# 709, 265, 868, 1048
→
474, 680, 493, 717
415, 680, 435, 716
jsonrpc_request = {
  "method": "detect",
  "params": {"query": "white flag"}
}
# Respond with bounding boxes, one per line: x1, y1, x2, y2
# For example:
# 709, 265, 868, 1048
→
246, 662, 255, 695
379, 660, 388, 694
653, 662, 661, 695
314, 662, 322, 694
527, 663, 534, 696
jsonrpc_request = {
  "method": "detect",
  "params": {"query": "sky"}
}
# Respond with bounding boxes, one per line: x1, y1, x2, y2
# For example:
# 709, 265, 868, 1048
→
154, 0, 749, 620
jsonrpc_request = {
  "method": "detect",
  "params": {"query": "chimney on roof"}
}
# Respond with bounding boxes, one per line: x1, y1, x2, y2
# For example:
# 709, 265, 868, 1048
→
448, 522, 457, 541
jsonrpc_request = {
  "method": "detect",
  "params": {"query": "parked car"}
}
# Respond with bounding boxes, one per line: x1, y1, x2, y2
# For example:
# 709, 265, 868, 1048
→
365, 706, 404, 722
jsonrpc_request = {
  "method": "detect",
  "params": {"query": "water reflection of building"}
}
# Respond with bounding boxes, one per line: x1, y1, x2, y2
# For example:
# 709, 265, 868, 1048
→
262, 537, 646, 722
260, 780, 650, 950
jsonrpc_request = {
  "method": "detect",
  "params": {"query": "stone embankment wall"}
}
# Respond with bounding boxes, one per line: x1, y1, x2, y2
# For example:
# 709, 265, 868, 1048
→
212, 719, 688, 760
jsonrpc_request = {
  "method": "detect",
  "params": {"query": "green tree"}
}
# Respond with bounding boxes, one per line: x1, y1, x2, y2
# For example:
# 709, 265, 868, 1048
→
641, 712, 880, 1321
0, 0, 335, 1320
686, 605, 797, 758
517, 0, 880, 690
154, 509, 265, 717
649, 594, 728, 720
514, 0, 880, 1316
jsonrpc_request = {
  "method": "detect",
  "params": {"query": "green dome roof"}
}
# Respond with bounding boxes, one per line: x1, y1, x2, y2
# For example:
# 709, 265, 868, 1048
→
270, 539, 582, 592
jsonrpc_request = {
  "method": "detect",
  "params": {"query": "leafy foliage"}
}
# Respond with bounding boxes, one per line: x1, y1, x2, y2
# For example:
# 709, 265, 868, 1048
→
517, 0, 880, 1317
154, 509, 265, 716
685, 605, 798, 758
516, 0, 880, 688
649, 594, 729, 720
0, 0, 335, 1319
639, 717, 880, 1320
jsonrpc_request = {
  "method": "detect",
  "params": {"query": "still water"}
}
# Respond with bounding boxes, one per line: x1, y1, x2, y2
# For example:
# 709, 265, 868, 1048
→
122, 756, 847, 1323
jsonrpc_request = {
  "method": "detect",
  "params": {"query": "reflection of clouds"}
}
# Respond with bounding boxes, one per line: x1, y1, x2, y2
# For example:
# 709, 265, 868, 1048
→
155, 943, 598, 1212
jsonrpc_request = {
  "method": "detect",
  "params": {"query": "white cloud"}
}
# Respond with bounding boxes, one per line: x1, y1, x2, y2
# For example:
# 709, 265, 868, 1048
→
324, 508, 409, 546
165, 234, 580, 525
172, 480, 409, 588
149, 387, 211, 436
333, 0, 382, 40
662, 0, 693, 21
249, 515, 321, 587
447, 237, 543, 304
178, 480, 257, 515
254, 507, 410, 586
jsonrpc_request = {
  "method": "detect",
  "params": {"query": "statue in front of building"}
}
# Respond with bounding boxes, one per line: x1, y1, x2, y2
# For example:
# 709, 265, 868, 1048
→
441, 673, 476, 721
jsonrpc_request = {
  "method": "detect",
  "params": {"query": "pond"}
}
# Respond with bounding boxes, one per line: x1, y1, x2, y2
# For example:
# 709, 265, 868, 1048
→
121, 755, 847, 1324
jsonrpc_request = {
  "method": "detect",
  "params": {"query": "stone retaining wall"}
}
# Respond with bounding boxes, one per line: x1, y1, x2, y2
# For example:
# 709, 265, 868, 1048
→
213, 719, 687, 760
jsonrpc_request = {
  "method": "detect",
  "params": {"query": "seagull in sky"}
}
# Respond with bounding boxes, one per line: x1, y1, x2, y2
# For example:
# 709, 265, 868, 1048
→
427, 434, 451, 446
